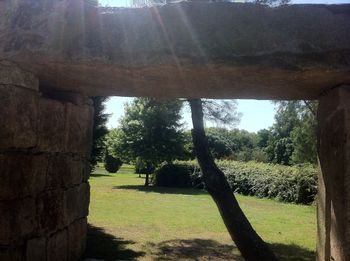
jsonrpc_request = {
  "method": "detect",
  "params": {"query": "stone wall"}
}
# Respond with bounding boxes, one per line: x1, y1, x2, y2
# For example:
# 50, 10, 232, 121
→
0, 61, 94, 261
317, 85, 350, 261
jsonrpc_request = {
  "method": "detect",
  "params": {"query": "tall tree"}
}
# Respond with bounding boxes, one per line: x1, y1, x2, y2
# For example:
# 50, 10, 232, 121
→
117, 98, 186, 186
266, 101, 301, 165
189, 99, 277, 261
290, 101, 317, 164
267, 101, 317, 165
90, 97, 110, 170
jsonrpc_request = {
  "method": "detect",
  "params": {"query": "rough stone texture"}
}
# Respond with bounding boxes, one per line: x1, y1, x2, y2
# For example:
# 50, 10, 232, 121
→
64, 183, 90, 225
0, 85, 38, 149
37, 190, 65, 234
0, 245, 24, 261
46, 155, 86, 189
317, 85, 350, 261
0, 62, 93, 260
0, 197, 36, 244
0, 1, 350, 99
65, 103, 94, 156
0, 60, 38, 91
47, 230, 68, 261
0, 154, 47, 200
68, 218, 87, 261
26, 238, 46, 261
37, 98, 66, 152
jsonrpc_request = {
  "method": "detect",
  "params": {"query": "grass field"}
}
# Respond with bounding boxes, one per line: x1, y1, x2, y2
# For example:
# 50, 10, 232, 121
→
85, 165, 316, 261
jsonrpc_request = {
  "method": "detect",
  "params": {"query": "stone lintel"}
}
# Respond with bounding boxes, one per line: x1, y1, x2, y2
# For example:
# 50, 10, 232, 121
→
1, 1, 350, 98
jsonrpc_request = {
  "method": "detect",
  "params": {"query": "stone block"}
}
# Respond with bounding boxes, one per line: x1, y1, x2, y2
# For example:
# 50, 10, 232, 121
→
0, 202, 11, 245
46, 155, 65, 189
12, 198, 37, 240
63, 156, 85, 188
64, 183, 90, 225
0, 245, 24, 261
0, 85, 38, 149
37, 97, 66, 153
82, 161, 91, 182
46, 155, 85, 189
317, 85, 350, 261
0, 198, 36, 244
68, 218, 87, 261
26, 238, 46, 261
46, 91, 93, 107
37, 190, 64, 234
0, 60, 39, 91
65, 103, 94, 156
0, 154, 47, 200
47, 229, 68, 261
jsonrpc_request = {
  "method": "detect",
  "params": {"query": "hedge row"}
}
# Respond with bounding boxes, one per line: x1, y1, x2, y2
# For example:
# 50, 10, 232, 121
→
155, 160, 318, 204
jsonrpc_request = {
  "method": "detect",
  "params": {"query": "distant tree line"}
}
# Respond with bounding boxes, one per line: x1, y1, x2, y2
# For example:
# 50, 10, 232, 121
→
99, 99, 317, 173
191, 101, 317, 166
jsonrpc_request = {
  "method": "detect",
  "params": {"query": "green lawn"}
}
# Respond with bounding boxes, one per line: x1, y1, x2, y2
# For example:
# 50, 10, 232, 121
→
85, 165, 316, 261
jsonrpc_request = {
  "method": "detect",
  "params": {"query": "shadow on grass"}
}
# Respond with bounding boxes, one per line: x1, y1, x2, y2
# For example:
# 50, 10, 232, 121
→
113, 185, 208, 195
84, 224, 145, 261
147, 238, 242, 261
148, 239, 315, 261
84, 225, 315, 261
271, 243, 315, 261
90, 173, 112, 178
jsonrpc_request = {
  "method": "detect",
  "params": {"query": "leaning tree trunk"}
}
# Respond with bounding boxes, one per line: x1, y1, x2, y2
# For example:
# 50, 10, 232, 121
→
189, 98, 277, 261
145, 173, 149, 187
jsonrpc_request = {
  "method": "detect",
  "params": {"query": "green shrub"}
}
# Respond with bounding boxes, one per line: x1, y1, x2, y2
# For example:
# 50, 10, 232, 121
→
104, 155, 123, 173
154, 164, 192, 187
154, 163, 205, 188
175, 160, 318, 204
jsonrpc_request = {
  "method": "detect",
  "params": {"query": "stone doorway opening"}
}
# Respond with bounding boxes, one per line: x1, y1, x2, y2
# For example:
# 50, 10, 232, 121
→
1, 1, 350, 260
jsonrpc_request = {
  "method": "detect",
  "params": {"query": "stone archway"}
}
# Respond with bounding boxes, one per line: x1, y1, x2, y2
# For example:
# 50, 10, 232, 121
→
1, 1, 350, 260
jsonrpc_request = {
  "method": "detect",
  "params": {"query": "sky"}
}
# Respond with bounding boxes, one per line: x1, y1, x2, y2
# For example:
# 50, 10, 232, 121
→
105, 97, 276, 132
102, 0, 348, 132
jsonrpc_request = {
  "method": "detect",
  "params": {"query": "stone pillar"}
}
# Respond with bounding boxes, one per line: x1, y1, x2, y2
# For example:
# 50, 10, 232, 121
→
317, 85, 350, 261
0, 61, 93, 261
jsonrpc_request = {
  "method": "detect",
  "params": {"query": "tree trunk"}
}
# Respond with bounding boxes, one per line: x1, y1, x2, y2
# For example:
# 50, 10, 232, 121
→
145, 173, 149, 187
189, 98, 277, 261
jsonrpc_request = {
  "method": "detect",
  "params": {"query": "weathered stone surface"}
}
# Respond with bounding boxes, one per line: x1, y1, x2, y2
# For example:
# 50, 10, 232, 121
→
0, 245, 24, 261
82, 160, 91, 182
0, 202, 11, 245
63, 156, 86, 188
26, 238, 46, 261
0, 60, 38, 90
1, 1, 350, 99
64, 183, 90, 225
47, 229, 68, 261
0, 82, 93, 260
37, 97, 66, 153
0, 198, 36, 244
37, 190, 64, 234
317, 85, 350, 261
0, 85, 38, 149
46, 155, 65, 189
0, 154, 47, 200
45, 91, 93, 107
65, 103, 94, 156
46, 155, 85, 189
68, 218, 87, 261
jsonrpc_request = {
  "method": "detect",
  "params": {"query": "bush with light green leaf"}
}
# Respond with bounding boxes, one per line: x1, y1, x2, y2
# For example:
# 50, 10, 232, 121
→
168, 160, 318, 204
